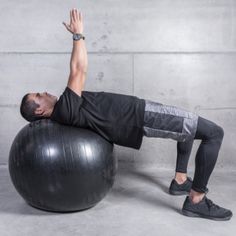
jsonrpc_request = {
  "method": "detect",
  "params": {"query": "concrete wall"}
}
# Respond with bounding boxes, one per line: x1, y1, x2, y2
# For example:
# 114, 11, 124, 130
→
0, 0, 236, 171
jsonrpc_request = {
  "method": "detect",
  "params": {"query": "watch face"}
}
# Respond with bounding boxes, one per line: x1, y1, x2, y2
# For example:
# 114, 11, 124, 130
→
73, 34, 84, 40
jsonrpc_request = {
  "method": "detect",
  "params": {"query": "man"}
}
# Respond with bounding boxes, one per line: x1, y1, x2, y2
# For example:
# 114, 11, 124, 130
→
20, 8, 232, 221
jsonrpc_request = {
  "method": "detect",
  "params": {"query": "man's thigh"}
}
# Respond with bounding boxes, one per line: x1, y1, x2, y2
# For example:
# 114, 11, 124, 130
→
142, 99, 199, 142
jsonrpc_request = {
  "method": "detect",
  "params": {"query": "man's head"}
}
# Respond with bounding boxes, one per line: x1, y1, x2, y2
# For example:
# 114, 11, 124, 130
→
20, 92, 58, 122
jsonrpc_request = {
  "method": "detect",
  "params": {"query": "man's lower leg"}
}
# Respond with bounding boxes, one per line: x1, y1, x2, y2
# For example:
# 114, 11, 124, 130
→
182, 118, 232, 220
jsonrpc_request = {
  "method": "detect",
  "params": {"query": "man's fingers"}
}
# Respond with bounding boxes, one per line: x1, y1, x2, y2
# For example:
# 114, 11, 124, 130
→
79, 12, 82, 21
70, 11, 73, 24
62, 22, 67, 27
72, 8, 76, 22
75, 9, 79, 21
62, 22, 70, 31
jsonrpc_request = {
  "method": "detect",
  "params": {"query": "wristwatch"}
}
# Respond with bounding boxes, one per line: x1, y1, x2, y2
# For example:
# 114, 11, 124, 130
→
73, 33, 85, 41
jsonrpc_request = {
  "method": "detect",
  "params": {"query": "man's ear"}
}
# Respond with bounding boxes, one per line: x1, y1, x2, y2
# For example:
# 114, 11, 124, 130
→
35, 107, 44, 116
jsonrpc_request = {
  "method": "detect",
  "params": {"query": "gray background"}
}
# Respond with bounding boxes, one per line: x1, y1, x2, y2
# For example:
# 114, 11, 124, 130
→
1, 0, 236, 171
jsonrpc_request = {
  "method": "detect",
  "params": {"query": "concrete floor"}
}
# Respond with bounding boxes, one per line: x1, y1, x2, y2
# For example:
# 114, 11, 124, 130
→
0, 164, 235, 236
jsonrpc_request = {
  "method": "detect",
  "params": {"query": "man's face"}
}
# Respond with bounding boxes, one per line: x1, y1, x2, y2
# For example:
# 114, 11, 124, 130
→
27, 92, 58, 116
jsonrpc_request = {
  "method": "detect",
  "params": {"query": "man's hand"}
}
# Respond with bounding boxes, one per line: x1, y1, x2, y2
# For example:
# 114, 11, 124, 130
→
63, 8, 84, 34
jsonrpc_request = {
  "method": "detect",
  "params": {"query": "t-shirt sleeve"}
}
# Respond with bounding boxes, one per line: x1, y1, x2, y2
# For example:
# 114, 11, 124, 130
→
50, 87, 83, 125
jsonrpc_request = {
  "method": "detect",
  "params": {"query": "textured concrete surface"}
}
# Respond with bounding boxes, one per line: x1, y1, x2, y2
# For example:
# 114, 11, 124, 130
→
1, 0, 236, 52
0, 1, 236, 169
1, 1, 235, 235
0, 164, 235, 236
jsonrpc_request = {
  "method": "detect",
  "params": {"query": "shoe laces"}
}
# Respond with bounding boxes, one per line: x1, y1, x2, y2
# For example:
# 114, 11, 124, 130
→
205, 197, 220, 210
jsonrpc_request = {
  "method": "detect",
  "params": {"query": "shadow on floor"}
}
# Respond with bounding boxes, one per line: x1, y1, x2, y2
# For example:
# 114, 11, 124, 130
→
0, 164, 180, 216
109, 165, 180, 213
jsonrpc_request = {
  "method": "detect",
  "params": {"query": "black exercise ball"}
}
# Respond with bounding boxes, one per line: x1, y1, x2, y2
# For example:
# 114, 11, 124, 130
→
9, 119, 117, 213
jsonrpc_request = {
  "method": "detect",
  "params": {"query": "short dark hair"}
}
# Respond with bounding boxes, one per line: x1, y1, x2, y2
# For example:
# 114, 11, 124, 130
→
20, 94, 43, 122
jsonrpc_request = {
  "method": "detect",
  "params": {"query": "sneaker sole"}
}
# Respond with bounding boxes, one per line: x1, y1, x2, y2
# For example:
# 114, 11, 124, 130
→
182, 209, 232, 221
169, 189, 190, 196
169, 188, 209, 196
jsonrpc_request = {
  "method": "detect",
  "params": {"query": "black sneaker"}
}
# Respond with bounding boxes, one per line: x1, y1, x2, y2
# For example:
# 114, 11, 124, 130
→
169, 177, 193, 195
182, 196, 233, 221
169, 177, 209, 195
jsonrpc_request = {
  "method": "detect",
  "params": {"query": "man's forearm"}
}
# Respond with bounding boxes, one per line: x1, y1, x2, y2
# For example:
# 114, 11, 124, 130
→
70, 39, 88, 72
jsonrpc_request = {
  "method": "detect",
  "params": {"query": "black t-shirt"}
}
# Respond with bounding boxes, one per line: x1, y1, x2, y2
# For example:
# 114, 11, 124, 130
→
50, 87, 146, 149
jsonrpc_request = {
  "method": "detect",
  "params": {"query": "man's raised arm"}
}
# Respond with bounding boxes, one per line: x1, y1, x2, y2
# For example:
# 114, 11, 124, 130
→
63, 8, 88, 96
